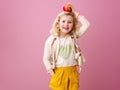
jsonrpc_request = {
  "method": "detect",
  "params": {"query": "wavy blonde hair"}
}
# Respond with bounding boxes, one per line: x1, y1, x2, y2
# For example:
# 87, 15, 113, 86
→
50, 11, 80, 37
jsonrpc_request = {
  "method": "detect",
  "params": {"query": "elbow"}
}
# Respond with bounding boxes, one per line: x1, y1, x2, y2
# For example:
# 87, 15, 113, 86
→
87, 21, 90, 28
86, 21, 90, 30
84, 21, 90, 31
79, 16, 90, 30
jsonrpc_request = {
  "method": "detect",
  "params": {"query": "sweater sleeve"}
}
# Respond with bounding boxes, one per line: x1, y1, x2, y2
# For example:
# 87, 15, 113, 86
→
78, 15, 90, 37
43, 36, 53, 71
74, 39, 86, 67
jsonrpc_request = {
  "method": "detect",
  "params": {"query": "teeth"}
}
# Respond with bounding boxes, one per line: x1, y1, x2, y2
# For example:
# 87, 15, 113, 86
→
63, 27, 68, 30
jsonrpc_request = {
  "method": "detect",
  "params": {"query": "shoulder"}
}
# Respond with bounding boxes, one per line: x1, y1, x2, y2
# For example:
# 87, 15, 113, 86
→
45, 35, 56, 44
70, 34, 79, 45
71, 34, 79, 40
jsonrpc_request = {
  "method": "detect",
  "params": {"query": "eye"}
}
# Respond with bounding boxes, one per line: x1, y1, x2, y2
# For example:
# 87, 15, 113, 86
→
62, 20, 65, 23
68, 21, 72, 24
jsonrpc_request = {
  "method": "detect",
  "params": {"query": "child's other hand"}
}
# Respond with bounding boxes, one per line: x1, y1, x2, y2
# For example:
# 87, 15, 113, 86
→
48, 69, 55, 76
77, 66, 82, 74
78, 67, 82, 74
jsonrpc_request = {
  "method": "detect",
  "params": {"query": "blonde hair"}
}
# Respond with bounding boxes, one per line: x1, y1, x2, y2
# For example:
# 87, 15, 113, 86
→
50, 11, 80, 37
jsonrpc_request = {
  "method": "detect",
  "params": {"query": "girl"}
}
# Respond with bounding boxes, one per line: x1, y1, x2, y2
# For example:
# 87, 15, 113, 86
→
43, 3, 90, 90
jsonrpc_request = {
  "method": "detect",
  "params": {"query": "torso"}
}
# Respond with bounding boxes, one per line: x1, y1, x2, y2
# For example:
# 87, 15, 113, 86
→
54, 36, 77, 67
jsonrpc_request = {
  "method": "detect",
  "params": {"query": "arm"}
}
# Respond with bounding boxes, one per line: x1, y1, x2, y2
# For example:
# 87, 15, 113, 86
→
67, 4, 90, 37
43, 38, 52, 70
78, 15, 90, 37
43, 36, 55, 75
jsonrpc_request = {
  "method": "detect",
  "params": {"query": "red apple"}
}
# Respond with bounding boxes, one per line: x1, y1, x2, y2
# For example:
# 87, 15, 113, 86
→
63, 4, 72, 12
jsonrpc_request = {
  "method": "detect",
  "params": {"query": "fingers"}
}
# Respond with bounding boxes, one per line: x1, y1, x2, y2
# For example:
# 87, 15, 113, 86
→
78, 67, 82, 74
48, 69, 55, 76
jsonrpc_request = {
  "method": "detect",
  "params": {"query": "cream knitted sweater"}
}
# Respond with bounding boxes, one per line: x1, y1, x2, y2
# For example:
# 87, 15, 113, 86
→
43, 16, 90, 71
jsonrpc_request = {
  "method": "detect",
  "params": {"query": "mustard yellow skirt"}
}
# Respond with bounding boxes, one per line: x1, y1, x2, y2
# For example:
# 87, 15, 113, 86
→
49, 66, 79, 90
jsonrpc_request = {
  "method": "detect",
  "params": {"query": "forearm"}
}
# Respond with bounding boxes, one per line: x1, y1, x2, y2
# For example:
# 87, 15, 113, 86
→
78, 15, 90, 37
43, 41, 52, 71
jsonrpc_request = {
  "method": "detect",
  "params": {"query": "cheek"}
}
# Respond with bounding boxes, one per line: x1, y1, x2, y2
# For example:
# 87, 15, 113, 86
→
70, 24, 73, 29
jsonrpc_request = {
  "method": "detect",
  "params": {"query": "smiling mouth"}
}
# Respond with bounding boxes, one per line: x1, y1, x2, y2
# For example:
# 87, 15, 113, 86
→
63, 27, 69, 30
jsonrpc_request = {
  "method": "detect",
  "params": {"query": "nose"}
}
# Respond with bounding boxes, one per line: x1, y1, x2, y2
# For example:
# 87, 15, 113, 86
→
65, 22, 68, 26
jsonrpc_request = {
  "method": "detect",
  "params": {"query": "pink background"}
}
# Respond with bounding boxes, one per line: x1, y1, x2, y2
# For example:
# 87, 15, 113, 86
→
0, 0, 120, 90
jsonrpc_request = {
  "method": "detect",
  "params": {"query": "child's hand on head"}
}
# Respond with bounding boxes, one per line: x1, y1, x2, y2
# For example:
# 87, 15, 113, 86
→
63, 3, 80, 19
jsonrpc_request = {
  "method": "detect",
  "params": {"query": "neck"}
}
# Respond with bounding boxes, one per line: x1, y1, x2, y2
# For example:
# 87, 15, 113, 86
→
59, 31, 71, 38
60, 34, 70, 38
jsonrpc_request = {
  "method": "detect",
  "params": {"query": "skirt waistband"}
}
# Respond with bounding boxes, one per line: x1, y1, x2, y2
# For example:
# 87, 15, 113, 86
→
55, 65, 77, 71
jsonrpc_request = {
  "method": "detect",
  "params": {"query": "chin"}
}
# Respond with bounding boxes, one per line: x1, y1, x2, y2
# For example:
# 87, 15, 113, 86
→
63, 31, 69, 34
63, 29, 70, 33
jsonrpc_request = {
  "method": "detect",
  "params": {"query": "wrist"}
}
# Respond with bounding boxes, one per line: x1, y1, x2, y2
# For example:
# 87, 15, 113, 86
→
47, 68, 53, 73
76, 12, 80, 18
79, 65, 82, 68
48, 69, 54, 75
78, 15, 84, 21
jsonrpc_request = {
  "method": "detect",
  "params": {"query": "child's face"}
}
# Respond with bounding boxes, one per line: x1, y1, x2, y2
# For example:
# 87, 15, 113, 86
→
59, 15, 73, 36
